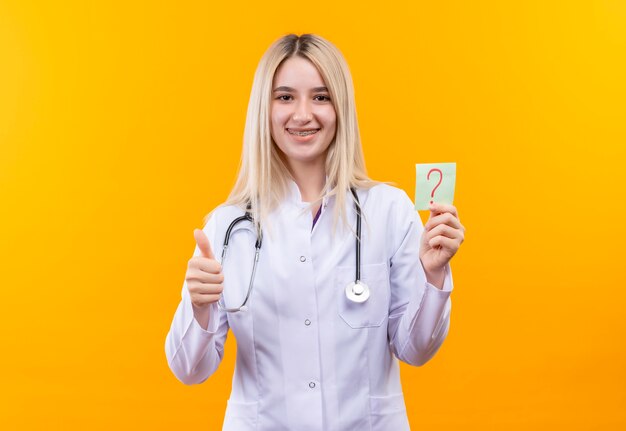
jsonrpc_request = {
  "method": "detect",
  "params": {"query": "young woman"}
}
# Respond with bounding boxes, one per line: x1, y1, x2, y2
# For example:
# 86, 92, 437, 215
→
165, 33, 465, 430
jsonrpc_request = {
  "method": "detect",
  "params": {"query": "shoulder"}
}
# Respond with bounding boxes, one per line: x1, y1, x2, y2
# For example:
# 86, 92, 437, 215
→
362, 183, 420, 238
214, 202, 248, 219
205, 203, 248, 227
363, 183, 414, 211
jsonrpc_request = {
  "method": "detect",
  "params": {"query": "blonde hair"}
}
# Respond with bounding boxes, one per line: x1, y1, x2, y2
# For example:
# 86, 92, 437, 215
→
205, 33, 382, 238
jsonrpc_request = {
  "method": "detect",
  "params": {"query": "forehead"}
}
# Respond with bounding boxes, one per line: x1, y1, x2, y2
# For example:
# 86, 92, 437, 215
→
273, 56, 326, 87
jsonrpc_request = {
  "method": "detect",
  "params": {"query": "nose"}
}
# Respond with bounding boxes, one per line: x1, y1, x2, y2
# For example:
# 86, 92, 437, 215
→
292, 98, 312, 123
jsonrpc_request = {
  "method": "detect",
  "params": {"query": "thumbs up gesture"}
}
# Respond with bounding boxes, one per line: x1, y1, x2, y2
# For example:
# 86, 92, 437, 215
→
186, 229, 225, 312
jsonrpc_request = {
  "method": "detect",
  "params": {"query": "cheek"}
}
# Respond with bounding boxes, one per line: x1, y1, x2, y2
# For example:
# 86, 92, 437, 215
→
324, 115, 337, 135
321, 108, 337, 130
271, 106, 289, 126
270, 110, 287, 139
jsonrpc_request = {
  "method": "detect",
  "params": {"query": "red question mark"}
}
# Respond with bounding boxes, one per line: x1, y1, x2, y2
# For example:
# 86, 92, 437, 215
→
427, 168, 443, 205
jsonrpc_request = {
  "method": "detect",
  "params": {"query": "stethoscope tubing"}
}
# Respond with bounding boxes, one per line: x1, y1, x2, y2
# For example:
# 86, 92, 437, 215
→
218, 187, 364, 312
351, 187, 361, 282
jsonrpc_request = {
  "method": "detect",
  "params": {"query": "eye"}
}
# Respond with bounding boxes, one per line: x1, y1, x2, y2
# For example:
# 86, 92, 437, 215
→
276, 95, 292, 101
314, 95, 331, 102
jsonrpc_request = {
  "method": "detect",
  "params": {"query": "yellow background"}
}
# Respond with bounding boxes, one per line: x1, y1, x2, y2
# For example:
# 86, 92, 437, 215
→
1, 0, 625, 429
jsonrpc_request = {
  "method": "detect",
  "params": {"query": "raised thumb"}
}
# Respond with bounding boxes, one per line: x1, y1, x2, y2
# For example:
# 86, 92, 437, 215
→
194, 228, 215, 259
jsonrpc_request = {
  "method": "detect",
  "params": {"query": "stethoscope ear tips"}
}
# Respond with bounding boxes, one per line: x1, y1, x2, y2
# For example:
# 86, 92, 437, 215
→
345, 281, 370, 303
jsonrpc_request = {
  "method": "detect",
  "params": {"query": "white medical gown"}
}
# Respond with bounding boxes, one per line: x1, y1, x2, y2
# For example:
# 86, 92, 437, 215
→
165, 181, 453, 430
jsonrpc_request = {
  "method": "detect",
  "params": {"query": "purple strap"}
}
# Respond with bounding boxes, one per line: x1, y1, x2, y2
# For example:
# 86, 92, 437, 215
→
312, 205, 322, 229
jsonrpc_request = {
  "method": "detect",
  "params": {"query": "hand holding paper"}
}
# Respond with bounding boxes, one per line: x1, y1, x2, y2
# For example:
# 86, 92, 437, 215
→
415, 163, 465, 280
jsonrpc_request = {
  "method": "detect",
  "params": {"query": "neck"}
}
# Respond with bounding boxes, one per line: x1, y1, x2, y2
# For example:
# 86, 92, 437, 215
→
288, 159, 326, 202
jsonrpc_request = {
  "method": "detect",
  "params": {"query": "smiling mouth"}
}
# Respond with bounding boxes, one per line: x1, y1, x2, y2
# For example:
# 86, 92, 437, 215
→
286, 128, 320, 136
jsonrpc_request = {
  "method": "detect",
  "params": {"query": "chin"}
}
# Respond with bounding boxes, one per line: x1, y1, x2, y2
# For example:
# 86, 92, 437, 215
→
280, 147, 324, 165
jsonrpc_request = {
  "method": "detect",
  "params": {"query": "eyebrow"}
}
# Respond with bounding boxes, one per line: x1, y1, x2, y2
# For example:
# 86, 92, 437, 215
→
272, 86, 329, 93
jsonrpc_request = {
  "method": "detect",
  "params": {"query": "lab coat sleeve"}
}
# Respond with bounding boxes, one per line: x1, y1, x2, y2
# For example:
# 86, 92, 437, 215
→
164, 212, 230, 385
387, 191, 453, 367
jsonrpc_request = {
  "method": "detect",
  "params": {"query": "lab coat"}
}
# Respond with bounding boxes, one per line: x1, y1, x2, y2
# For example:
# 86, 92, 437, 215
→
165, 181, 453, 431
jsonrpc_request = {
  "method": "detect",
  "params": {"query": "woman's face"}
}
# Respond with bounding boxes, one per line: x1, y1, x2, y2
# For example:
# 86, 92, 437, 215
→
270, 56, 337, 170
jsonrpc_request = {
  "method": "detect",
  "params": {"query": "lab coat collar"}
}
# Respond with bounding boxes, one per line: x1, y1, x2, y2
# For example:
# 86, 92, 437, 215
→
286, 177, 331, 209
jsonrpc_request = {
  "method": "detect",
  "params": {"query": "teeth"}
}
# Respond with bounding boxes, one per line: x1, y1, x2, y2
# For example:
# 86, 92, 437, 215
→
288, 129, 319, 136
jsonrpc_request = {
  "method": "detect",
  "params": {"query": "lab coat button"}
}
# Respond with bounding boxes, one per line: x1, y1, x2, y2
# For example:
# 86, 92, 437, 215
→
309, 382, 316, 389
299, 255, 306, 262
304, 319, 311, 326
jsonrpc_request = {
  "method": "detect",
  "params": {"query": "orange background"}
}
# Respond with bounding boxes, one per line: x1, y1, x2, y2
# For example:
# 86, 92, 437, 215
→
1, 0, 625, 429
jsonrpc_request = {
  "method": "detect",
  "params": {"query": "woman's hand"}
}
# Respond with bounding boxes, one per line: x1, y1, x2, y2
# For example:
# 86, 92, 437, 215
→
186, 230, 224, 328
419, 202, 465, 276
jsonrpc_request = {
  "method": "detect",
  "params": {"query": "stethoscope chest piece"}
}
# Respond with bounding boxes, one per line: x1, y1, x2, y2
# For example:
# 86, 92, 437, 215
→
345, 280, 370, 303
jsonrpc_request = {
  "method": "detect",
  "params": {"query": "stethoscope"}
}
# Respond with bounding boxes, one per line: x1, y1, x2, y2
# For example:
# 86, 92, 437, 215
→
217, 187, 369, 313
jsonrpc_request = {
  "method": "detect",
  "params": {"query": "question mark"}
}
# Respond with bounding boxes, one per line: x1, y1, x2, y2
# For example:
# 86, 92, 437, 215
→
427, 168, 443, 205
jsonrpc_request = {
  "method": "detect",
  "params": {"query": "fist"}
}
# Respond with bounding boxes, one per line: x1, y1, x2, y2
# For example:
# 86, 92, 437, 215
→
419, 202, 465, 273
186, 229, 224, 310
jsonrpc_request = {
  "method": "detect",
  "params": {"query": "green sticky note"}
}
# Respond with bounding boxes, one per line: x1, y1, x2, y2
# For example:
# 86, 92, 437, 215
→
415, 163, 456, 210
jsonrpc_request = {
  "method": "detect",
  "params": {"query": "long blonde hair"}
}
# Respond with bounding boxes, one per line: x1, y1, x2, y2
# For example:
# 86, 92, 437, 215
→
205, 33, 381, 238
